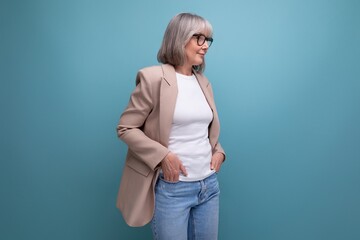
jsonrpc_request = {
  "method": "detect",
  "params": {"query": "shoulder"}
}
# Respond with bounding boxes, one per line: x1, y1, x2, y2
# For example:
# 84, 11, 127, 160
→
138, 65, 163, 79
134, 65, 164, 86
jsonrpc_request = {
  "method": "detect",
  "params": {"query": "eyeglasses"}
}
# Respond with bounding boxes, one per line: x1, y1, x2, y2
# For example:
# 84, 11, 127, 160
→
193, 34, 213, 47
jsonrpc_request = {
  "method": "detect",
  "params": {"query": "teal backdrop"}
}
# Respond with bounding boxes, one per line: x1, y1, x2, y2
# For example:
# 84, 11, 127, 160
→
1, 0, 360, 239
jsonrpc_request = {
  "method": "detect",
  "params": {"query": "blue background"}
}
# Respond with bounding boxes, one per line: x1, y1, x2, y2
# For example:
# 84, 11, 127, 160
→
1, 0, 360, 239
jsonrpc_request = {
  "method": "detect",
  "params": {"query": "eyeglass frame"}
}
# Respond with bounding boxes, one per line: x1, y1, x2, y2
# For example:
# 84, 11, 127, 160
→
192, 34, 213, 47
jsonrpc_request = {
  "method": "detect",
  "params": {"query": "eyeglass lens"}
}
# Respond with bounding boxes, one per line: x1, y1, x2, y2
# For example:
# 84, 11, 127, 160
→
195, 34, 213, 47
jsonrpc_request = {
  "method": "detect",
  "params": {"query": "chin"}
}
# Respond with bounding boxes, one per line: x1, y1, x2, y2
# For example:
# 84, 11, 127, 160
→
195, 59, 204, 65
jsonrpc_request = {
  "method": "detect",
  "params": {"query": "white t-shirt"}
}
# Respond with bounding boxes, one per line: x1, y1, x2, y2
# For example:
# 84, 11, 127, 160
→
168, 73, 215, 181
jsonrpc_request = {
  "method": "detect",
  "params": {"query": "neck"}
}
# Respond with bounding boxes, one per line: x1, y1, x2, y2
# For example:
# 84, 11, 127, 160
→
175, 64, 193, 76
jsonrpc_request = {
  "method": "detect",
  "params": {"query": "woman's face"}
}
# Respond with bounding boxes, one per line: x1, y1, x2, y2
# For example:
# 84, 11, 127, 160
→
184, 33, 210, 67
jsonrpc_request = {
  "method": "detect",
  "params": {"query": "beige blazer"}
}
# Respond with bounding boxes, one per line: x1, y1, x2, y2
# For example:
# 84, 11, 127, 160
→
116, 64, 225, 227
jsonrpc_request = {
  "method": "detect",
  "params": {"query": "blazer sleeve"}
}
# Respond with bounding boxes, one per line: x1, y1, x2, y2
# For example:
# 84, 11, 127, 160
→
116, 70, 169, 170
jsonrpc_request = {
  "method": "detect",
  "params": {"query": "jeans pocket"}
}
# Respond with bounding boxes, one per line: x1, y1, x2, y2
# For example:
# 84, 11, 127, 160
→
159, 174, 180, 184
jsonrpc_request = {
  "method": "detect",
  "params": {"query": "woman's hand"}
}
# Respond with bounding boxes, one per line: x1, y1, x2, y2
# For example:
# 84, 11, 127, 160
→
210, 152, 225, 172
161, 152, 187, 182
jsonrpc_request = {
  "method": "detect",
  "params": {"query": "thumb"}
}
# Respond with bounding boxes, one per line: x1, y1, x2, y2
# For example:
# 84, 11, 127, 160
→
210, 160, 215, 170
180, 163, 188, 176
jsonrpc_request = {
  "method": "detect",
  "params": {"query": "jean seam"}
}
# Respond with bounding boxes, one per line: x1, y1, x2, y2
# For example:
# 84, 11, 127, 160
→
152, 214, 158, 240
190, 210, 195, 240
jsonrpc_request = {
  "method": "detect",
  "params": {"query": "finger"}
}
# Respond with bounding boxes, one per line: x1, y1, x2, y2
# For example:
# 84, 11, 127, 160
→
172, 175, 179, 182
165, 174, 174, 182
215, 163, 221, 172
169, 169, 178, 182
216, 160, 222, 172
210, 160, 215, 170
169, 176, 178, 182
211, 159, 220, 172
180, 164, 188, 176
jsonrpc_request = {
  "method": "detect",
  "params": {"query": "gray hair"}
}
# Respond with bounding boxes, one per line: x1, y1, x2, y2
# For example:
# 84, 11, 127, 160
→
157, 13, 213, 73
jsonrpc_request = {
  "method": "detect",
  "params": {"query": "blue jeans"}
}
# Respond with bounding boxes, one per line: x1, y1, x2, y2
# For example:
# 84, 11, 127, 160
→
151, 173, 220, 240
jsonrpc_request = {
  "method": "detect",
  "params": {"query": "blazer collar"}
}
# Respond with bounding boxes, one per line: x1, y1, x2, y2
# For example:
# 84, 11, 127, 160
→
161, 64, 177, 86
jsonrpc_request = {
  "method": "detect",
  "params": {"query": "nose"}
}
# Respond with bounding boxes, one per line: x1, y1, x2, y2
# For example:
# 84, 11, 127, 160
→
202, 41, 209, 49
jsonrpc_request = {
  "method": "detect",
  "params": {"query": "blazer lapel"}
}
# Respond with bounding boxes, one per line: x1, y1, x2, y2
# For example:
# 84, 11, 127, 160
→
193, 71, 215, 111
193, 71, 220, 149
159, 64, 178, 147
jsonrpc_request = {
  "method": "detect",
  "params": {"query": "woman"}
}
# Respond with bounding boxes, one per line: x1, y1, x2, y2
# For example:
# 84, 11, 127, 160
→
116, 13, 226, 240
